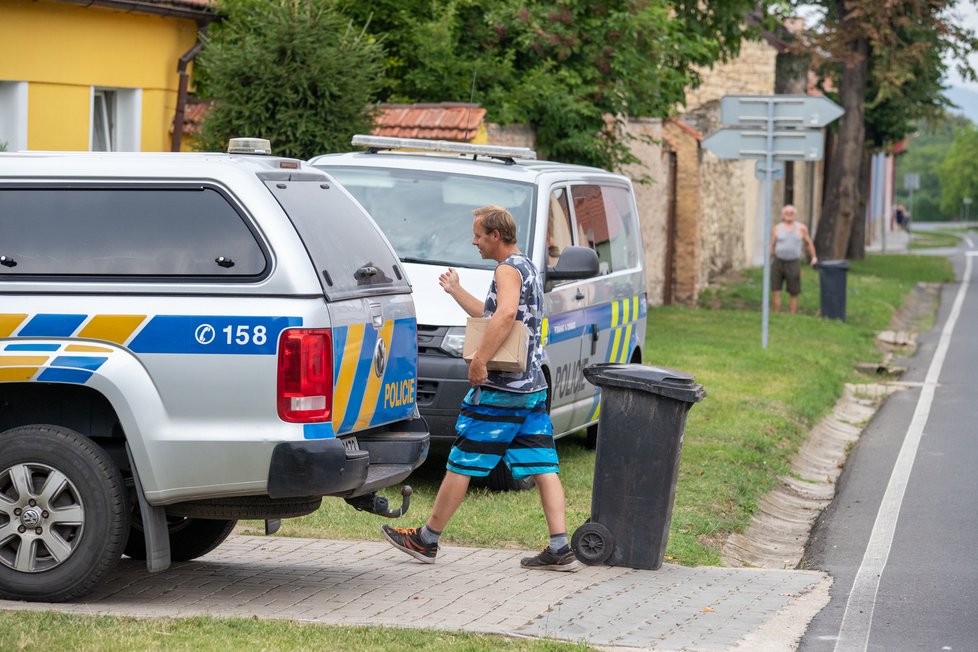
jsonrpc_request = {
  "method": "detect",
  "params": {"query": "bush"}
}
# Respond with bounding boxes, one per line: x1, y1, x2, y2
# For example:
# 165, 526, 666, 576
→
196, 0, 384, 158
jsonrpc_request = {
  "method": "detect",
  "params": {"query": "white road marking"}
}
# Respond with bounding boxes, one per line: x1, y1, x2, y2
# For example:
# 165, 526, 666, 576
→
964, 235, 974, 248
833, 254, 973, 651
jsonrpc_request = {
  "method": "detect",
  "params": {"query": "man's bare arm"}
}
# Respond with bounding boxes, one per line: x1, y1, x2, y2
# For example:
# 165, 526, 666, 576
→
439, 267, 485, 317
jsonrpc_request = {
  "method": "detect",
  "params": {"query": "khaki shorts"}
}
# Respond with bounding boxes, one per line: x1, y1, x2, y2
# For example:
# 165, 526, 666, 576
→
772, 258, 802, 295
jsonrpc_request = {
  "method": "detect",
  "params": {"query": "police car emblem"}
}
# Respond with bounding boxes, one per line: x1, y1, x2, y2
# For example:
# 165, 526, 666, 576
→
373, 338, 387, 378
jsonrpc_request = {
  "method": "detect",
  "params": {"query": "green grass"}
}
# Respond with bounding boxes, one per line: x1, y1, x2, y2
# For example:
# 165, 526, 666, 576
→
247, 253, 954, 566
908, 228, 963, 250
0, 612, 595, 652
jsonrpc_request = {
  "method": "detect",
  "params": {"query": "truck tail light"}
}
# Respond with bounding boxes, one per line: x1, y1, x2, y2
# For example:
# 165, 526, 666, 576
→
277, 329, 332, 422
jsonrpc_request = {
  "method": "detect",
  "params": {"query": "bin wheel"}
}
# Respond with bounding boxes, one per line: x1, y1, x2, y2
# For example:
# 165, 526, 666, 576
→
572, 522, 614, 566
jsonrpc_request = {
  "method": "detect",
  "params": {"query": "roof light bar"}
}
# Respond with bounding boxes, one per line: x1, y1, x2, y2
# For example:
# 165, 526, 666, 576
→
228, 137, 272, 155
351, 135, 536, 161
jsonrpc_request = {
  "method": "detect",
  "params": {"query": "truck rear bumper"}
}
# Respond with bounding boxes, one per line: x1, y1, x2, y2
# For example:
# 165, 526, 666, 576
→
267, 417, 429, 499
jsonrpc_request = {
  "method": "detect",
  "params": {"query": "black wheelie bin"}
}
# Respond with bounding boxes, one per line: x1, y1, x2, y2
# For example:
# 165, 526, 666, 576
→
815, 259, 850, 321
573, 363, 705, 570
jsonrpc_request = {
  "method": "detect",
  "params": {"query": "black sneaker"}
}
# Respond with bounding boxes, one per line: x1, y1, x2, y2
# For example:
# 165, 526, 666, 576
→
382, 524, 438, 563
520, 546, 580, 571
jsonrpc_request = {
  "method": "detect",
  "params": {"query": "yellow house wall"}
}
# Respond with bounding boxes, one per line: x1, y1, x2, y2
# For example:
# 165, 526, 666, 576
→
27, 83, 90, 151
0, 0, 200, 151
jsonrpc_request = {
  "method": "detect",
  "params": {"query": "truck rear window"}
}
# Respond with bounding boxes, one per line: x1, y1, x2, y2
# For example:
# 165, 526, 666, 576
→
0, 186, 267, 278
264, 179, 410, 300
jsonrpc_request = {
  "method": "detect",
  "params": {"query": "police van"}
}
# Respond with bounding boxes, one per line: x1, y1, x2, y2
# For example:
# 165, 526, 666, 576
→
0, 139, 429, 602
310, 136, 647, 490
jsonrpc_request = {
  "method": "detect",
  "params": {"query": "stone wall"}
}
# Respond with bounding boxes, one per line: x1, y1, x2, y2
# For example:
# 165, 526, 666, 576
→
486, 123, 536, 149
670, 39, 779, 305
622, 118, 670, 306
686, 39, 779, 108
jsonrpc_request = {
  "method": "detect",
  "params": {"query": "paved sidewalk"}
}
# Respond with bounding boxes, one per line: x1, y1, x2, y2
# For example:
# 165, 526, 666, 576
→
0, 535, 830, 651
866, 226, 910, 253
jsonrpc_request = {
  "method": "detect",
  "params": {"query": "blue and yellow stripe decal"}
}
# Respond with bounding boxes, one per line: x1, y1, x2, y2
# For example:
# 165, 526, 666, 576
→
1, 313, 302, 355
1, 312, 303, 387
323, 317, 418, 439
544, 294, 647, 423
545, 294, 646, 351
0, 342, 113, 384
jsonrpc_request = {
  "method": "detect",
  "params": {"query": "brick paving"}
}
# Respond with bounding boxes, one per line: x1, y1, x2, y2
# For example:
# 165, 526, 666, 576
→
0, 535, 831, 650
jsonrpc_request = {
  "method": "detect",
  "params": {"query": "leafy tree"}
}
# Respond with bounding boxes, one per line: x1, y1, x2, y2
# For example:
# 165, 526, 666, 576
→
195, 0, 384, 159
937, 122, 978, 216
336, 0, 770, 170
798, 1, 978, 259
896, 113, 971, 221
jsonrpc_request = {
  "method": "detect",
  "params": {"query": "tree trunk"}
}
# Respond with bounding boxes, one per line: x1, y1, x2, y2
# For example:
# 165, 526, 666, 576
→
846, 151, 872, 260
815, 19, 870, 260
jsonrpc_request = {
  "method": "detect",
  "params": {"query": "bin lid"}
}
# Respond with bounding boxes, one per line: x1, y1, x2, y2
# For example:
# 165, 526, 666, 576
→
815, 259, 850, 270
583, 363, 706, 403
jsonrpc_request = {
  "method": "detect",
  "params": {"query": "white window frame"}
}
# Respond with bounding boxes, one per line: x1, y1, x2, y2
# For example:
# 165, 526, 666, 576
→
0, 81, 29, 152
90, 87, 142, 152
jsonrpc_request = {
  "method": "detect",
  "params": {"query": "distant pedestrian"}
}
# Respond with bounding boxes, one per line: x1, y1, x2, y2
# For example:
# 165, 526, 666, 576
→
771, 204, 817, 314
381, 204, 578, 571
895, 203, 908, 231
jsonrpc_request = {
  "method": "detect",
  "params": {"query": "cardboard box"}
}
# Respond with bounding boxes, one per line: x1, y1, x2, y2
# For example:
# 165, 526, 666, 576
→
462, 317, 529, 372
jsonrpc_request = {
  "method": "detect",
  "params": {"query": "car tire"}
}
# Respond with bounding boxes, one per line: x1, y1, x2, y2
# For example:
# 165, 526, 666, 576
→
0, 424, 130, 602
124, 516, 237, 562
483, 464, 535, 492
584, 423, 598, 449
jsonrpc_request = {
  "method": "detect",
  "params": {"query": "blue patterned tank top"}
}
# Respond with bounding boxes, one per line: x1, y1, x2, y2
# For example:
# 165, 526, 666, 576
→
482, 253, 547, 393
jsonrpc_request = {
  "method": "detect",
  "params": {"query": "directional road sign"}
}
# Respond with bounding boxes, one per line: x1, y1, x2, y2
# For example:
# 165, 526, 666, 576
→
702, 128, 825, 161
721, 95, 845, 128
702, 94, 844, 350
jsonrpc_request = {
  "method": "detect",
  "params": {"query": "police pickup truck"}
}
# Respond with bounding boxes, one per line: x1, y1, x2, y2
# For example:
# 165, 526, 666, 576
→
0, 139, 429, 602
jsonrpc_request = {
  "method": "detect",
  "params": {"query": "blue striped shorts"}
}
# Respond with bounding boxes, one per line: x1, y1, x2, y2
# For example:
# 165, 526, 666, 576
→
447, 387, 559, 479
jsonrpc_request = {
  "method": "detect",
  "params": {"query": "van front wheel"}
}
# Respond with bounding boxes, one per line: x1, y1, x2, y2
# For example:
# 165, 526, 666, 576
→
484, 465, 535, 492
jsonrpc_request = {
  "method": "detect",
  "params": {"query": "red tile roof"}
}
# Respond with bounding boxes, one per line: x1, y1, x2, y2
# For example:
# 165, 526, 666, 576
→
179, 101, 487, 143
180, 99, 213, 136
373, 103, 486, 142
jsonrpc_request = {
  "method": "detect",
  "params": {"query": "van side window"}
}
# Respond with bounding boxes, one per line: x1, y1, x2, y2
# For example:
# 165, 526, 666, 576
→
571, 184, 634, 274
0, 187, 267, 277
602, 185, 640, 270
547, 188, 573, 268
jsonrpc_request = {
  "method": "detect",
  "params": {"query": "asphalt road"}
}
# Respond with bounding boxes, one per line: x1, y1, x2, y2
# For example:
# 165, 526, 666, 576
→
801, 234, 978, 652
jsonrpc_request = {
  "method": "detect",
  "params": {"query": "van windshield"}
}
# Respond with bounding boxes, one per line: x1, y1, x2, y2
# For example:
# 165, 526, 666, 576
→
320, 166, 536, 270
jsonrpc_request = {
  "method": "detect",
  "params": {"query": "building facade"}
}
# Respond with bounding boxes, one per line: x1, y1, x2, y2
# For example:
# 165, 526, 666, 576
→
0, 0, 214, 152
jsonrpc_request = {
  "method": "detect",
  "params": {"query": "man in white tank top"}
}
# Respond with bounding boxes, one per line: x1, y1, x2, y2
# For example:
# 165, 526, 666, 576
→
770, 204, 817, 314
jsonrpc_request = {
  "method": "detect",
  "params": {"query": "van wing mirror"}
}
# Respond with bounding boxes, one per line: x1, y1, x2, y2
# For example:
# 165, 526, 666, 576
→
546, 246, 599, 281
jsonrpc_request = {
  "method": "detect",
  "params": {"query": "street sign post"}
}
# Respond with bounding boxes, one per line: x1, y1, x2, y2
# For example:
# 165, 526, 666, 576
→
703, 95, 844, 349
904, 173, 920, 251
755, 161, 785, 181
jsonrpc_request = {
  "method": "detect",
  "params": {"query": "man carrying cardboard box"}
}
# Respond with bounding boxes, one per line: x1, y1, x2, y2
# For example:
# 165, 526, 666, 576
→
382, 204, 578, 571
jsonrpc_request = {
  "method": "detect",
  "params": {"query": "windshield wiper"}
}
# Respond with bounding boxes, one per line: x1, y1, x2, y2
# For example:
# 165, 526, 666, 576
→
399, 256, 490, 269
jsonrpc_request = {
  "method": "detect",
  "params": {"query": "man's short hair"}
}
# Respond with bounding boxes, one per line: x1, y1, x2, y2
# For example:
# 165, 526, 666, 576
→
473, 205, 517, 244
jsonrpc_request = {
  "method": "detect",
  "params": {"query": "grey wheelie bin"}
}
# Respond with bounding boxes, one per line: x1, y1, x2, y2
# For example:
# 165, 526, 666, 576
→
573, 364, 705, 570
816, 259, 850, 321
